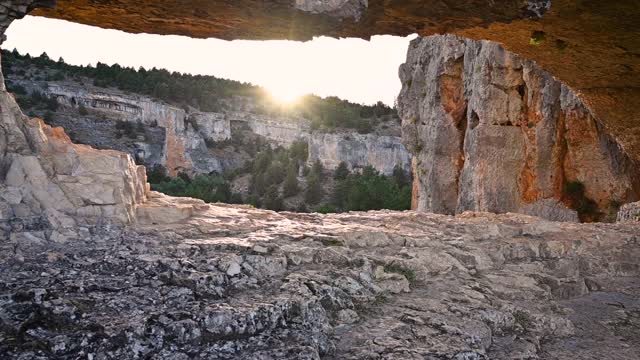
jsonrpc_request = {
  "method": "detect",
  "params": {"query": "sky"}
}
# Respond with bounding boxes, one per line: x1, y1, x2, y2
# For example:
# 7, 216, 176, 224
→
3, 16, 416, 106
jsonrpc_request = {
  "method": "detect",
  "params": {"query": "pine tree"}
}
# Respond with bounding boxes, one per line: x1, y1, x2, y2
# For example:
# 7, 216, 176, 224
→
312, 159, 324, 180
334, 161, 350, 181
264, 185, 284, 211
283, 164, 300, 197
305, 174, 323, 205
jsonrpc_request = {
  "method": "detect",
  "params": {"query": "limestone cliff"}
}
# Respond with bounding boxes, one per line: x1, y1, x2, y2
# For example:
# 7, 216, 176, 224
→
308, 132, 411, 174
397, 35, 640, 222
9, 75, 411, 177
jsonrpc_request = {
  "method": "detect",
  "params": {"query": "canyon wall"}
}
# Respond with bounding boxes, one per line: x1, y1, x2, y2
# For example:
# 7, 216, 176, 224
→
225, 109, 310, 147
397, 35, 640, 222
11, 78, 411, 177
32, 82, 226, 176
308, 133, 411, 174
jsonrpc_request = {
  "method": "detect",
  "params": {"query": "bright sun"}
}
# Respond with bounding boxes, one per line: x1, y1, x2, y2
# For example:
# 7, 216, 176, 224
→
267, 85, 304, 104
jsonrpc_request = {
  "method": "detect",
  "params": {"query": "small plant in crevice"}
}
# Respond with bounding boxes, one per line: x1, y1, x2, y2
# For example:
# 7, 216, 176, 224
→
529, 30, 546, 46
512, 310, 533, 333
383, 262, 417, 285
78, 104, 89, 115
604, 199, 623, 223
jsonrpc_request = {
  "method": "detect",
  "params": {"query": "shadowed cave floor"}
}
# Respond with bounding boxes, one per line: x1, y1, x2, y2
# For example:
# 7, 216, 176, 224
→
1, 201, 639, 359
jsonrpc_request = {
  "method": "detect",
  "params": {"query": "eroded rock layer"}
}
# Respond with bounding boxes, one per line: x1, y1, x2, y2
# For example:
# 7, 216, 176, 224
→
1, 201, 639, 358
31, 0, 547, 40
398, 35, 640, 222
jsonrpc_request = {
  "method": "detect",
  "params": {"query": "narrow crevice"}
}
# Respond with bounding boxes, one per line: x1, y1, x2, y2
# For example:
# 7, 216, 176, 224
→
454, 104, 468, 198
469, 110, 479, 130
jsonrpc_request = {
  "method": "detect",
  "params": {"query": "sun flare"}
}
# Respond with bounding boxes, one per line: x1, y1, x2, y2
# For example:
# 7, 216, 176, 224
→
266, 85, 304, 104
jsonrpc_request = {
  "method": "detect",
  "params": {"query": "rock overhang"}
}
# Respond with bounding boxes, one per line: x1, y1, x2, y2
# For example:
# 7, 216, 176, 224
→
24, 0, 640, 164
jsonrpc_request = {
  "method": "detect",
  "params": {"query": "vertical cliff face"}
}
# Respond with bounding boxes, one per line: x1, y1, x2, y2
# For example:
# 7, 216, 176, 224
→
308, 133, 411, 175
397, 35, 640, 222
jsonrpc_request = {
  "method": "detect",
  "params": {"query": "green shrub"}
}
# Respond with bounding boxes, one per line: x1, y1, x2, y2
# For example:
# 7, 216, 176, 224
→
529, 30, 546, 46
152, 173, 234, 204
115, 120, 136, 138
383, 262, 417, 285
283, 164, 300, 197
146, 165, 170, 184
78, 104, 89, 115
263, 185, 284, 211
43, 111, 55, 125
334, 161, 350, 181
305, 173, 323, 205
316, 204, 337, 214
332, 166, 411, 212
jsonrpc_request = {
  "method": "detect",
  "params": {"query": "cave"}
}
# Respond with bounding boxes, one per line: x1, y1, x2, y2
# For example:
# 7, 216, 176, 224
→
1, 1, 639, 358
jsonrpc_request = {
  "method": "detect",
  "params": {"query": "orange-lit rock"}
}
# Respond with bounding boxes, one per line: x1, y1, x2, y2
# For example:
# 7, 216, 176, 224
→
398, 35, 639, 222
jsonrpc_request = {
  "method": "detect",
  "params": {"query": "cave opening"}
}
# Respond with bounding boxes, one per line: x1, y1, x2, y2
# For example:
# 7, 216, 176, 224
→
1, 1, 639, 358
2, 15, 417, 214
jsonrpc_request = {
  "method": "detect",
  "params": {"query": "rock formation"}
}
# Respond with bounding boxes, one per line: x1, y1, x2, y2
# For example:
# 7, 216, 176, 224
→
0, 78, 147, 241
308, 132, 411, 174
397, 35, 640, 222
617, 201, 640, 223
31, 0, 550, 40
8, 75, 411, 177
0, 1, 639, 359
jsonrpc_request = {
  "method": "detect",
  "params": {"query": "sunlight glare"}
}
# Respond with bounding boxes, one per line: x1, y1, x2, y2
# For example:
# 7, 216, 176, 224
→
266, 84, 304, 104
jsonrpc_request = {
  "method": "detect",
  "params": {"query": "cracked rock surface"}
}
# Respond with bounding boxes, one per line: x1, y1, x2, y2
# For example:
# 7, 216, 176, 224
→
2, 197, 639, 359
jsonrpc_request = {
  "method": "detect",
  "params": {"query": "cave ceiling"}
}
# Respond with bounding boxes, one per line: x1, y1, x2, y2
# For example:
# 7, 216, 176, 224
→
22, 0, 640, 162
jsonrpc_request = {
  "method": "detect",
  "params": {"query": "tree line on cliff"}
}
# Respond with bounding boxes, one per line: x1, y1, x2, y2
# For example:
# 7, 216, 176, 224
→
2, 49, 398, 133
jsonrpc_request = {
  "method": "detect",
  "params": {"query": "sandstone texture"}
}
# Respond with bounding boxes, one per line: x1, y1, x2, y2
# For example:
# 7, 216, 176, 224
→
1, 201, 639, 358
397, 35, 640, 222
32, 0, 548, 40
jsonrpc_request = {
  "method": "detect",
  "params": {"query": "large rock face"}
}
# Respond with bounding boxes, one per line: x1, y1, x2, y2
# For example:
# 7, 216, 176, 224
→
308, 132, 411, 174
397, 35, 640, 222
0, 80, 147, 241
32, 0, 549, 40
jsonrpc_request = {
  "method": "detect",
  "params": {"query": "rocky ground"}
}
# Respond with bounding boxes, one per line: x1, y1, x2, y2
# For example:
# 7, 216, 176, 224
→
1, 195, 639, 359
